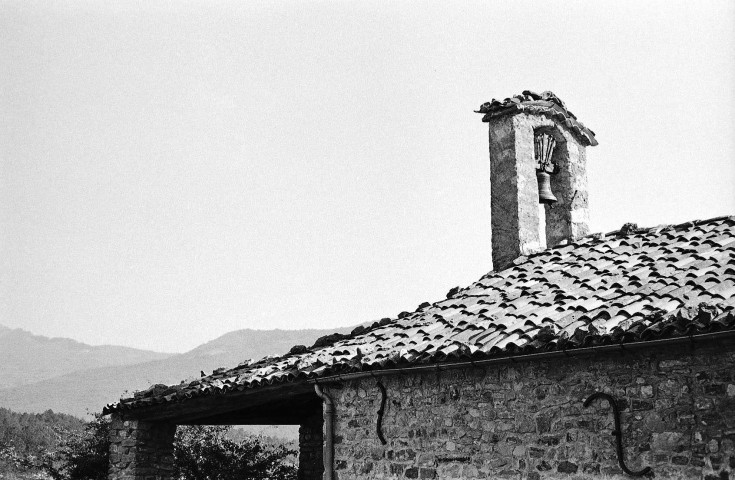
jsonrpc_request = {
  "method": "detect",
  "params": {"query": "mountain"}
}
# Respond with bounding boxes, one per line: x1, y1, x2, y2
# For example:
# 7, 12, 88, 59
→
0, 327, 354, 418
0, 324, 172, 390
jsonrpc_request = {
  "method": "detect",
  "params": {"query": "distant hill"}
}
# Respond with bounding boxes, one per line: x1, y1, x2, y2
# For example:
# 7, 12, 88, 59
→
0, 327, 354, 418
0, 325, 171, 390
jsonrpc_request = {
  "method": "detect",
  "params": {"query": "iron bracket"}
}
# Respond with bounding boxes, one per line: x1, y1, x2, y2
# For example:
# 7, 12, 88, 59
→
583, 392, 653, 477
376, 380, 387, 445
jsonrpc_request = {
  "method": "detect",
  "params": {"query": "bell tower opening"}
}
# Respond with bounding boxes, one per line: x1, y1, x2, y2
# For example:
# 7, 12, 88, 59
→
534, 126, 571, 250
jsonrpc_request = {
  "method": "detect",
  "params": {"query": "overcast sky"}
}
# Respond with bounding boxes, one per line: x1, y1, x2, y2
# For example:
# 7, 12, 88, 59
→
1, 0, 733, 353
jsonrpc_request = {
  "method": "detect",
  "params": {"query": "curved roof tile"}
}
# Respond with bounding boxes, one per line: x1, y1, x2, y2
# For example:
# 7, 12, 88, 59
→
475, 90, 597, 146
104, 215, 735, 414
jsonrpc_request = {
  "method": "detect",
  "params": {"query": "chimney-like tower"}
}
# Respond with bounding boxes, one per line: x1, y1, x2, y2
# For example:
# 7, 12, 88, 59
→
477, 91, 598, 271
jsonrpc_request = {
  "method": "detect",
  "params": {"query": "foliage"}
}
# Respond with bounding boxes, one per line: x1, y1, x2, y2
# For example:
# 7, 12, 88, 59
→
39, 415, 110, 480
1, 405, 297, 480
0, 442, 27, 474
0, 407, 85, 477
0, 408, 84, 459
174, 425, 297, 480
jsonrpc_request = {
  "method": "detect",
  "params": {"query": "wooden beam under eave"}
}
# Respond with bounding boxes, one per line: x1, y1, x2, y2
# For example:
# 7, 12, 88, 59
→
115, 380, 316, 424
178, 394, 321, 425
179, 390, 321, 425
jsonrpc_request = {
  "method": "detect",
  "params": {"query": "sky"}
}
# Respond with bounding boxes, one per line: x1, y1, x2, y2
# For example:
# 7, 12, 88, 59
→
1, 0, 733, 353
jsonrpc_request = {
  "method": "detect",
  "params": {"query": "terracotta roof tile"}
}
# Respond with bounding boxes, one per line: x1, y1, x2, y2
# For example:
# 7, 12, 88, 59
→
105, 215, 735, 414
475, 90, 597, 146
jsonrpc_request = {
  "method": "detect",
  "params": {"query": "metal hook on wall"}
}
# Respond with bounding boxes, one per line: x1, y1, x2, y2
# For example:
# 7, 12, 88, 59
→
376, 380, 387, 445
583, 392, 653, 477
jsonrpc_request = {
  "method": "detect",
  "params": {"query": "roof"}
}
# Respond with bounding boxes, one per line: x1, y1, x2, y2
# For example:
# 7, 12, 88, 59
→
476, 90, 598, 146
104, 215, 735, 414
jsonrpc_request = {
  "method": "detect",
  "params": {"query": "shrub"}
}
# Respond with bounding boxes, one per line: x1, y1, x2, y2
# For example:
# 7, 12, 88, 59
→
174, 426, 296, 480
38, 416, 297, 480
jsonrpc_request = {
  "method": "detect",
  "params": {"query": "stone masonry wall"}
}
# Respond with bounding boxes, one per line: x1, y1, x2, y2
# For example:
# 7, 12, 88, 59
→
109, 415, 176, 480
299, 410, 324, 480
330, 341, 735, 480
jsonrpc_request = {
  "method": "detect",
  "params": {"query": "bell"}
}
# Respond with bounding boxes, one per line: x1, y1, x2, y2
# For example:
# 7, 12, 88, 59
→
536, 171, 557, 204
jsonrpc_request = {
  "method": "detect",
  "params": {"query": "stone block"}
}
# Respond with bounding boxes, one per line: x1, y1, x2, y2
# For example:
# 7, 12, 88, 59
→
418, 467, 437, 479
557, 460, 578, 473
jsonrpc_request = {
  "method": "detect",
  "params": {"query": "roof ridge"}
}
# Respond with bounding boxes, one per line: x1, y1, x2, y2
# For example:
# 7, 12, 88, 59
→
579, 213, 735, 244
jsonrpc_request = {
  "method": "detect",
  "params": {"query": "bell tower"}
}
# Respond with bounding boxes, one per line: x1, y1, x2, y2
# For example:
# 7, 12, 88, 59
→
477, 91, 598, 271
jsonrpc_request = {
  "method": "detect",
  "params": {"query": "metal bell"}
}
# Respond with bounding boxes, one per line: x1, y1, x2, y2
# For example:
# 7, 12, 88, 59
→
536, 171, 557, 204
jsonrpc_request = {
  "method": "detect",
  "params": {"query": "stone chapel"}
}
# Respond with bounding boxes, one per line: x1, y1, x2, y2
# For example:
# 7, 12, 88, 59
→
105, 91, 735, 480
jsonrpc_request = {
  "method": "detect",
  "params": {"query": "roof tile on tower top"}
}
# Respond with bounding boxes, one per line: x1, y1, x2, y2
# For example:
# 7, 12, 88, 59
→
476, 90, 598, 146
104, 215, 735, 414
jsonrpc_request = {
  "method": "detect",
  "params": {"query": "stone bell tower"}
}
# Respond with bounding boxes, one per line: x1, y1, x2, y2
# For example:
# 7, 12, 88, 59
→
477, 91, 598, 271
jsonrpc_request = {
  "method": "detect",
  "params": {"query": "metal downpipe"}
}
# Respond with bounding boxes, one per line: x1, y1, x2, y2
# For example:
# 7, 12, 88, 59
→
314, 383, 334, 480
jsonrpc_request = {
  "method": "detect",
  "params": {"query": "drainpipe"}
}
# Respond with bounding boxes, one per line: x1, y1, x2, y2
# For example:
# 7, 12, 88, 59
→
314, 383, 333, 480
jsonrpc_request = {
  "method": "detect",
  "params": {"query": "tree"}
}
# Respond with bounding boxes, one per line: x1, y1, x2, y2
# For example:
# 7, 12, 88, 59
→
174, 426, 297, 480
38, 417, 297, 480
0, 441, 25, 473
41, 414, 110, 480
0, 407, 85, 462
